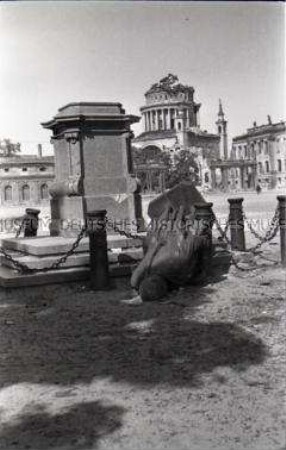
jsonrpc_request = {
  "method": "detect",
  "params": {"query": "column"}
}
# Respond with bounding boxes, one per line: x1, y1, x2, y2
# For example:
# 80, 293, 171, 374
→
152, 110, 156, 131
221, 167, 228, 191
156, 110, 159, 131
211, 168, 216, 189
167, 108, 171, 130
240, 166, 244, 190
163, 109, 167, 130
144, 113, 148, 132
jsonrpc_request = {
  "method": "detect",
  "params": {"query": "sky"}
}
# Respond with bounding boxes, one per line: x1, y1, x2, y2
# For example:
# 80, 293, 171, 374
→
0, 1, 285, 154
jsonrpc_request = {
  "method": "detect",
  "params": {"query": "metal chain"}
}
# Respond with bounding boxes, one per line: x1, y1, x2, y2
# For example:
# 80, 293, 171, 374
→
212, 208, 280, 271
245, 206, 280, 254
212, 213, 231, 245
230, 254, 258, 272
108, 221, 144, 241
212, 213, 254, 271
2, 215, 144, 274
0, 226, 87, 274
244, 205, 279, 245
2, 206, 281, 275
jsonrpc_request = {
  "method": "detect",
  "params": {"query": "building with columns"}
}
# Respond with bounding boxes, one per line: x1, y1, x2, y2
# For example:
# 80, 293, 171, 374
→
133, 74, 221, 191
0, 144, 54, 206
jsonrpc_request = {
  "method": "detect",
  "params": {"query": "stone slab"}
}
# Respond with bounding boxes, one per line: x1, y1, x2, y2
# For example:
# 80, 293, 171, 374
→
2, 234, 145, 256
0, 263, 136, 288
3, 247, 144, 270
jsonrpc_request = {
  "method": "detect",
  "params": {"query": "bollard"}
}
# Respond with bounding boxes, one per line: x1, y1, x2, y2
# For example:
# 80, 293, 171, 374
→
227, 198, 245, 251
23, 208, 40, 237
86, 210, 110, 290
194, 202, 214, 240
194, 202, 214, 257
277, 195, 286, 267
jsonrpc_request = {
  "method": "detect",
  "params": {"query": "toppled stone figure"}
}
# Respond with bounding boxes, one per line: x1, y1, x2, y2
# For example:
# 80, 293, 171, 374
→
130, 182, 213, 303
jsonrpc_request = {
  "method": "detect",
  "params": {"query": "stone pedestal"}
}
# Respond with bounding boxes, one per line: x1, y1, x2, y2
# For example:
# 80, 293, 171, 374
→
42, 102, 143, 236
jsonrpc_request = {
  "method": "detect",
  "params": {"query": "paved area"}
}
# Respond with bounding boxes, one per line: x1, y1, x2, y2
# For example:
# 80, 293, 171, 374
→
0, 253, 285, 450
0, 189, 285, 449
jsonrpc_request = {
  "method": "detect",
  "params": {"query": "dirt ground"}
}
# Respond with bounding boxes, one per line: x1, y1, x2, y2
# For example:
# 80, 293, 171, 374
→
0, 245, 285, 450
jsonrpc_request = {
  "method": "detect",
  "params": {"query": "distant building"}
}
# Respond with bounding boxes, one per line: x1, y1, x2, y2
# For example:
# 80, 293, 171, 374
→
133, 74, 221, 192
0, 144, 54, 206
231, 118, 286, 190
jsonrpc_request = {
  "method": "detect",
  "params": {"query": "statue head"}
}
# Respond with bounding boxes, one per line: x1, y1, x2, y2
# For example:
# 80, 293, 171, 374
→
139, 275, 168, 302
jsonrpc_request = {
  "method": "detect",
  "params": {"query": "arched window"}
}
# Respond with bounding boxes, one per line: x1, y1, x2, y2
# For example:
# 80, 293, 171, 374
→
265, 161, 269, 173
21, 184, 30, 201
4, 185, 12, 202
258, 162, 263, 173
204, 172, 209, 183
278, 159, 282, 172
40, 184, 49, 200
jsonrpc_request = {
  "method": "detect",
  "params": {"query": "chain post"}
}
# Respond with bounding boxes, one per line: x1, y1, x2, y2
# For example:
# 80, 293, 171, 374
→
277, 195, 286, 267
23, 208, 41, 237
228, 198, 246, 251
86, 210, 110, 290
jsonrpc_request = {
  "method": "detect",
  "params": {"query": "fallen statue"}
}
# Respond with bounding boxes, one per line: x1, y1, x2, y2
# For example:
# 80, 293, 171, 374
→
130, 182, 231, 303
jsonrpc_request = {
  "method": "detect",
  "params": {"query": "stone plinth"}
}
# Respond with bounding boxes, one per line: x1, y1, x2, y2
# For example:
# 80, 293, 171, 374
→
42, 102, 143, 236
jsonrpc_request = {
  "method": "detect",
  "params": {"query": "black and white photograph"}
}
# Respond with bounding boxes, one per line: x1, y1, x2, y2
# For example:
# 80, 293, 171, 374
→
0, 1, 285, 449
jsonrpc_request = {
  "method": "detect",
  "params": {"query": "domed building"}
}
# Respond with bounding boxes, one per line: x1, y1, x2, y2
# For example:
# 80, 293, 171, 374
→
133, 74, 223, 192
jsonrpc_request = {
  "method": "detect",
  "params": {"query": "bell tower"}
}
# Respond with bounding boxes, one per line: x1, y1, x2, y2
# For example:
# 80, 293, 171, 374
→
216, 99, 228, 160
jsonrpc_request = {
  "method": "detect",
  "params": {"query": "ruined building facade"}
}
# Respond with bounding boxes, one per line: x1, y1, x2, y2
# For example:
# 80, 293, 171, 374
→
231, 119, 286, 190
133, 75, 286, 192
132, 74, 220, 192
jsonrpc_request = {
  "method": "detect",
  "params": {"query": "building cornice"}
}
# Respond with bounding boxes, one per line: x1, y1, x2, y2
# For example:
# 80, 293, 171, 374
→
233, 121, 286, 142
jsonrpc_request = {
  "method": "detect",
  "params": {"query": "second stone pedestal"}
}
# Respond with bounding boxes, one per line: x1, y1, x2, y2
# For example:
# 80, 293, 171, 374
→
42, 102, 144, 237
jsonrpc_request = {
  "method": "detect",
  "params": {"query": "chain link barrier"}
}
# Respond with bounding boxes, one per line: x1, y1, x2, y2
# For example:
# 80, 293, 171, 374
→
243, 206, 280, 254
0, 226, 87, 274
212, 214, 231, 246
0, 216, 144, 275
212, 205, 280, 272
0, 206, 281, 275
107, 220, 145, 242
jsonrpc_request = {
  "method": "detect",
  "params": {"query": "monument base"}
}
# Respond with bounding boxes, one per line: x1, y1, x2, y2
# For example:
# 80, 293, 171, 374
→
0, 235, 230, 288
0, 234, 145, 288
50, 193, 144, 237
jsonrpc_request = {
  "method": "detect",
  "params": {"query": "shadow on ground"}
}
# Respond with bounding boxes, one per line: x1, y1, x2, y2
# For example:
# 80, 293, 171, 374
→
0, 400, 125, 450
0, 279, 267, 389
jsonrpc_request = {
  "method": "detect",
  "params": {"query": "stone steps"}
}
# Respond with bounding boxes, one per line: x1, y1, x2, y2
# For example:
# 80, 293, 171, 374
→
1, 234, 145, 256
2, 247, 144, 271
0, 264, 135, 288
0, 234, 230, 288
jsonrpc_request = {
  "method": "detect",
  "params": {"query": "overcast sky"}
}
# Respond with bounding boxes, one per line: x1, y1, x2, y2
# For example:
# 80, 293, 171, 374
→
0, 1, 284, 154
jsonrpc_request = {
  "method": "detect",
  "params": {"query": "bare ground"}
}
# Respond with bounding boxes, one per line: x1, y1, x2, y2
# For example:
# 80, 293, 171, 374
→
0, 247, 285, 450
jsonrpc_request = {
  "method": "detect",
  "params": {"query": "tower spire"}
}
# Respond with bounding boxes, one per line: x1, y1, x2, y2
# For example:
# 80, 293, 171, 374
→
218, 99, 224, 117
216, 99, 228, 160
